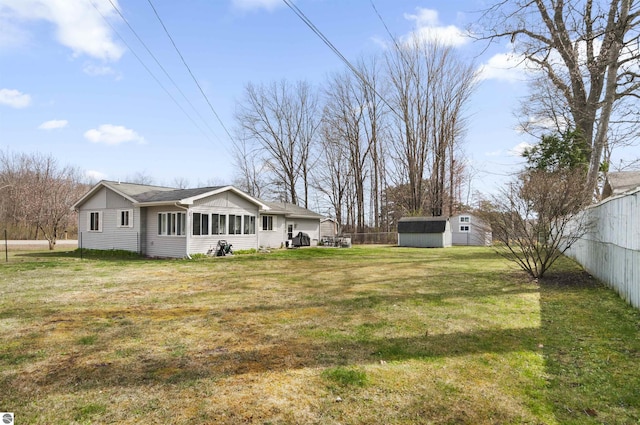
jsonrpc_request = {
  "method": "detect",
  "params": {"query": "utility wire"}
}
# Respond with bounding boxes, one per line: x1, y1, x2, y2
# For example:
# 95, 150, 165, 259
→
105, 0, 220, 141
89, 0, 217, 144
146, 0, 235, 143
281, 0, 401, 120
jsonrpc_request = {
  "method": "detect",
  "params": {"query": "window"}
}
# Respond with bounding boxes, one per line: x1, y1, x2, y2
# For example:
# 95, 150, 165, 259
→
459, 216, 470, 223
88, 211, 102, 232
117, 209, 133, 228
244, 215, 255, 234
192, 213, 209, 236
211, 214, 226, 235
460, 225, 470, 232
158, 212, 186, 236
262, 215, 274, 231
228, 214, 242, 235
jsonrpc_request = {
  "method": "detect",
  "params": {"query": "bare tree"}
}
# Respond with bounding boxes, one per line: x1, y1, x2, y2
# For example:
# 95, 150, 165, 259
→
481, 0, 640, 199
235, 80, 319, 207
480, 169, 591, 278
126, 171, 155, 185
386, 36, 478, 216
231, 134, 268, 198
312, 122, 351, 226
0, 150, 86, 249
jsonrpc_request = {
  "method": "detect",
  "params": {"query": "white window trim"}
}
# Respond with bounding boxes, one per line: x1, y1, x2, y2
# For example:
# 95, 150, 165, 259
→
459, 216, 470, 223
460, 225, 470, 232
87, 211, 103, 232
157, 212, 186, 237
261, 215, 275, 231
117, 209, 134, 228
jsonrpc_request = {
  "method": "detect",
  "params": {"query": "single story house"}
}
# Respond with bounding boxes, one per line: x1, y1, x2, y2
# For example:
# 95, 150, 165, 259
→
602, 171, 640, 199
397, 217, 452, 248
72, 180, 322, 258
450, 213, 492, 246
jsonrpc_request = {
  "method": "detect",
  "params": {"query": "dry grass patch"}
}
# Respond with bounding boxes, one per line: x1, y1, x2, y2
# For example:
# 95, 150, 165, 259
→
1, 247, 639, 424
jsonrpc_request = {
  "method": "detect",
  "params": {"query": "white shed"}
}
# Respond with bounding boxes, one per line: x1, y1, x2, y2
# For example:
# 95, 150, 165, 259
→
397, 217, 452, 248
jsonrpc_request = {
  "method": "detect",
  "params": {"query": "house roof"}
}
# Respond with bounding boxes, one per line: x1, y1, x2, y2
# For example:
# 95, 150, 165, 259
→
261, 201, 324, 219
398, 217, 449, 234
603, 171, 640, 198
72, 180, 270, 210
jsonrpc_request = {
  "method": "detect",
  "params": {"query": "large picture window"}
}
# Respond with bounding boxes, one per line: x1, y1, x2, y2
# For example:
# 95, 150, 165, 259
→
158, 212, 186, 236
192, 213, 209, 236
262, 215, 274, 231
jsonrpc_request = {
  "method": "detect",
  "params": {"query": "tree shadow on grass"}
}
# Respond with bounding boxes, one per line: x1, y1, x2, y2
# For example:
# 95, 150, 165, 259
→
539, 267, 640, 423
23, 325, 542, 396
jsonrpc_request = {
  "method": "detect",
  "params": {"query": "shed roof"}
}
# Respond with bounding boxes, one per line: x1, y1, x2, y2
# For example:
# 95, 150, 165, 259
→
398, 217, 448, 234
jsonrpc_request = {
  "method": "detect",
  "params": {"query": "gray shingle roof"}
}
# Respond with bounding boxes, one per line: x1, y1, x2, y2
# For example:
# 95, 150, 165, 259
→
261, 201, 324, 219
101, 181, 225, 203
398, 217, 448, 234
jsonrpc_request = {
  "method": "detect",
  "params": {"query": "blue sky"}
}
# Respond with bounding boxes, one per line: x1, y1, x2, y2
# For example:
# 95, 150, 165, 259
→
1, 0, 635, 197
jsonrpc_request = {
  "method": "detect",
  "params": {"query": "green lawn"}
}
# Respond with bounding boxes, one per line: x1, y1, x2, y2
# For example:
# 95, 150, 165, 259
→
1, 246, 639, 424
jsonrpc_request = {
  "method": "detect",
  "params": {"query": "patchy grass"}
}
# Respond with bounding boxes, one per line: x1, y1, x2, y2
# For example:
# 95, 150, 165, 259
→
0, 246, 639, 424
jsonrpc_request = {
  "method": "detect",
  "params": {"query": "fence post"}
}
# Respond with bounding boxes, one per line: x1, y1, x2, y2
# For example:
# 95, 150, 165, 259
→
4, 229, 7, 263
80, 232, 83, 260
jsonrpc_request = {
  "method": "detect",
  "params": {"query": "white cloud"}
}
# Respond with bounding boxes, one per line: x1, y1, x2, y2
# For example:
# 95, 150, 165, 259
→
0, 0, 124, 61
231, 0, 282, 11
38, 119, 68, 130
86, 169, 107, 181
0, 88, 31, 108
84, 124, 145, 146
403, 8, 470, 47
83, 63, 122, 79
510, 142, 533, 157
477, 49, 529, 82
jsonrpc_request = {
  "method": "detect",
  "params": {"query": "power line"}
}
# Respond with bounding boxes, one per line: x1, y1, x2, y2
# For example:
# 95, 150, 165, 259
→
146, 0, 235, 143
105, 0, 221, 141
281, 0, 401, 120
89, 0, 218, 144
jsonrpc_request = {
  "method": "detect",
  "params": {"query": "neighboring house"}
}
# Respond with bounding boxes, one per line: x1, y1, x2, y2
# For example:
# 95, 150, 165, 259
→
602, 171, 640, 199
450, 213, 492, 246
320, 218, 339, 238
72, 180, 322, 258
397, 217, 452, 248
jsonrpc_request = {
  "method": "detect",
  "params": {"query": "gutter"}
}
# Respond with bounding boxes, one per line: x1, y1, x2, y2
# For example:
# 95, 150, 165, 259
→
174, 203, 191, 259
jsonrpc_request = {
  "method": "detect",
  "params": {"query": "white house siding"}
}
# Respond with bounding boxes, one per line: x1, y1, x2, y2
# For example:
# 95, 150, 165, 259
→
188, 192, 261, 254
78, 187, 140, 252
564, 189, 640, 309
451, 214, 492, 246
287, 218, 321, 245
145, 206, 187, 258
259, 214, 285, 249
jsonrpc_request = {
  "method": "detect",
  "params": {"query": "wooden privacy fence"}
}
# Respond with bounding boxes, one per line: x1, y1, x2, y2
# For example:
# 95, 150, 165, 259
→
564, 187, 640, 309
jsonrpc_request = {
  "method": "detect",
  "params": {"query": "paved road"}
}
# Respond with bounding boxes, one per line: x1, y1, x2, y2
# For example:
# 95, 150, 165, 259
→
3, 240, 78, 247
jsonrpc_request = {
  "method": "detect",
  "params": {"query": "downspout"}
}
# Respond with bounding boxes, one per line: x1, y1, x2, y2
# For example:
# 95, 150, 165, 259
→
174, 203, 191, 259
